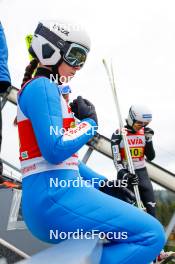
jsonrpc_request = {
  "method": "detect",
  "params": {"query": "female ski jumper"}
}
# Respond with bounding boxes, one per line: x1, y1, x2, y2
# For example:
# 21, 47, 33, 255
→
17, 74, 165, 264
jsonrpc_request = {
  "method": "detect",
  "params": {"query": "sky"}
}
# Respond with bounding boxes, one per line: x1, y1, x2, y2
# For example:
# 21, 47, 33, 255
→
0, 0, 175, 184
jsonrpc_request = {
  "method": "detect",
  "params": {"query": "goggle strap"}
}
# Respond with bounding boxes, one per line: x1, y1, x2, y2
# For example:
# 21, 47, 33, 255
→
35, 23, 69, 52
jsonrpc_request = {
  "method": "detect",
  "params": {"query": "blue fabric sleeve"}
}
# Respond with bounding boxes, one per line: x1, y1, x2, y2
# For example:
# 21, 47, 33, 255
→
0, 22, 11, 84
19, 77, 98, 164
78, 161, 107, 189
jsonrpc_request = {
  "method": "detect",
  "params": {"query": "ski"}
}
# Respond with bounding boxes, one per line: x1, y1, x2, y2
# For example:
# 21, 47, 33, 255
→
102, 59, 144, 210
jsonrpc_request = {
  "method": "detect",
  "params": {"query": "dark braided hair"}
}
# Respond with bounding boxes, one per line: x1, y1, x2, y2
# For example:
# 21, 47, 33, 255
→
21, 58, 38, 87
13, 59, 39, 126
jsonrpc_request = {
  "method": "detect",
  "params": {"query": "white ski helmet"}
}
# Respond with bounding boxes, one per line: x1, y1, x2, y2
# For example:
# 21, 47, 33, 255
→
29, 20, 91, 66
127, 105, 152, 127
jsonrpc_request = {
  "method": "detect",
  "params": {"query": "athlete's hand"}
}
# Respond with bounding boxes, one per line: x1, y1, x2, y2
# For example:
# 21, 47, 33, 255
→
120, 187, 136, 204
0, 81, 11, 93
99, 179, 136, 204
110, 185, 136, 204
144, 127, 154, 142
123, 172, 139, 186
70, 96, 98, 125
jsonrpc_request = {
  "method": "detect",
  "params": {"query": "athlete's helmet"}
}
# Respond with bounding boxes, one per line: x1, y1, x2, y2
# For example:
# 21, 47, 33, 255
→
29, 20, 91, 66
127, 105, 152, 127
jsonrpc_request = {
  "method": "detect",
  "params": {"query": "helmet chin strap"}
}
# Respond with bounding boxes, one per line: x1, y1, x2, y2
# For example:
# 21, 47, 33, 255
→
51, 58, 64, 85
34, 57, 67, 85
126, 118, 135, 127
126, 119, 137, 133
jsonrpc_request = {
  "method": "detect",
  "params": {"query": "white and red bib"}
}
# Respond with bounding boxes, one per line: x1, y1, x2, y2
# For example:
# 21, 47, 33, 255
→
17, 86, 79, 178
120, 128, 145, 169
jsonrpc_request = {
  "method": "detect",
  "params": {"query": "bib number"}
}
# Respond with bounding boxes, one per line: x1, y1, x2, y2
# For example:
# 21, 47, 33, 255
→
130, 147, 143, 158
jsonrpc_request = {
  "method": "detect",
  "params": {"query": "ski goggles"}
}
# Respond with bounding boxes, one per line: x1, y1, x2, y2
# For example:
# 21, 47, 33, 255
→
63, 43, 89, 68
35, 23, 89, 68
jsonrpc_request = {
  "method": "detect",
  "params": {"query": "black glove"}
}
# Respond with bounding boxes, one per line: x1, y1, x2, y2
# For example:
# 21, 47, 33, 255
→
123, 172, 139, 186
111, 129, 122, 146
70, 96, 98, 125
144, 127, 154, 142
0, 81, 11, 94
99, 180, 136, 204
